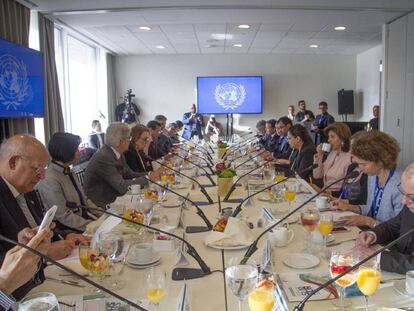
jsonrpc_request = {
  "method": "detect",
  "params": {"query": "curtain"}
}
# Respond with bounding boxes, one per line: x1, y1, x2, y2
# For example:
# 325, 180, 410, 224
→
0, 0, 34, 140
39, 13, 64, 143
106, 53, 117, 124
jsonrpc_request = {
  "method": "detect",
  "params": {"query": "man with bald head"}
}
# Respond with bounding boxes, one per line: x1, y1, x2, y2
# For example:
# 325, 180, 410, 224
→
356, 162, 414, 274
0, 135, 87, 299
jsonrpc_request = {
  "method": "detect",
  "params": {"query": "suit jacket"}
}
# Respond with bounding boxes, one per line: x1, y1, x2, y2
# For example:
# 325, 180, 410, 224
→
182, 112, 204, 140
313, 112, 335, 144
289, 140, 316, 180
87, 132, 105, 150
124, 144, 153, 173
273, 135, 292, 160
372, 206, 414, 274
148, 138, 163, 160
84, 145, 148, 208
263, 134, 279, 153
157, 133, 172, 156
0, 177, 70, 300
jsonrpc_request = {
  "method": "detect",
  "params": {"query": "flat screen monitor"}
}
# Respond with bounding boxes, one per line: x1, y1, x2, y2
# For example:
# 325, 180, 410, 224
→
0, 38, 44, 118
197, 76, 262, 114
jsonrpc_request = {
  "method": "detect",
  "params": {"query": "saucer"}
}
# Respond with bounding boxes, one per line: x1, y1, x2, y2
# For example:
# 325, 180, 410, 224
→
127, 252, 161, 266
161, 199, 181, 208
394, 279, 414, 298
126, 259, 161, 269
282, 253, 320, 269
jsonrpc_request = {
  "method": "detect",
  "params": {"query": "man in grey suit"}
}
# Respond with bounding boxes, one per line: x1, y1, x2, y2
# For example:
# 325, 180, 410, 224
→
84, 122, 161, 208
356, 162, 414, 274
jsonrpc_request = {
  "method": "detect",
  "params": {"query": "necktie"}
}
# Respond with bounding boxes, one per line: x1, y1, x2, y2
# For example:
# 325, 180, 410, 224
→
68, 173, 86, 206
16, 194, 38, 228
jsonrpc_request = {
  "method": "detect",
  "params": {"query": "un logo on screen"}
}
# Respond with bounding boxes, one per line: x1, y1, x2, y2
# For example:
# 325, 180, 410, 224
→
214, 83, 246, 110
0, 54, 32, 110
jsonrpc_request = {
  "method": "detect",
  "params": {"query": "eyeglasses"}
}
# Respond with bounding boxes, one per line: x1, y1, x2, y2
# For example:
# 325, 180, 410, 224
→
397, 183, 414, 205
19, 156, 48, 175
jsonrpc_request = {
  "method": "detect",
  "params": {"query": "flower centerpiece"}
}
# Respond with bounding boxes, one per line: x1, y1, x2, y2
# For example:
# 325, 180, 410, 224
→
215, 161, 236, 197
217, 140, 229, 159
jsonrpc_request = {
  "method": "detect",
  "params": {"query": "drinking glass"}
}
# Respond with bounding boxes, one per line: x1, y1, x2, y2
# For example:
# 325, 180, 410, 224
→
263, 165, 275, 185
330, 251, 358, 310
145, 267, 167, 311
300, 207, 320, 253
283, 184, 296, 207
86, 248, 110, 287
19, 292, 60, 311
225, 257, 258, 311
274, 170, 285, 183
79, 244, 90, 273
98, 231, 125, 289
248, 272, 275, 311
318, 212, 334, 258
357, 259, 381, 311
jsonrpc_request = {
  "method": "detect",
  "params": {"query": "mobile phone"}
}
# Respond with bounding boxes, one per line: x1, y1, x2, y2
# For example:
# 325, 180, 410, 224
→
332, 226, 349, 232
39, 205, 57, 231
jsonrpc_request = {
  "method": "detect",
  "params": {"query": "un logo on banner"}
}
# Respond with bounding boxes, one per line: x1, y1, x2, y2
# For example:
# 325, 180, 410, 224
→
214, 83, 246, 110
0, 54, 32, 110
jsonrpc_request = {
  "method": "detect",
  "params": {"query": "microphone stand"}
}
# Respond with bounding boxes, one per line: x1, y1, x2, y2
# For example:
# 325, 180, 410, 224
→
223, 158, 274, 203
234, 149, 267, 169
0, 234, 147, 311
174, 153, 216, 183
143, 176, 213, 233
82, 207, 212, 280
240, 169, 359, 264
294, 226, 414, 310
180, 136, 214, 157
222, 136, 258, 160
152, 159, 215, 205
175, 145, 214, 166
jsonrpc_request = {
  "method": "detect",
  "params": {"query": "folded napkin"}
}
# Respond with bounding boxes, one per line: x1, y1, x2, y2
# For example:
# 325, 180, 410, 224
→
176, 283, 191, 311
205, 217, 254, 247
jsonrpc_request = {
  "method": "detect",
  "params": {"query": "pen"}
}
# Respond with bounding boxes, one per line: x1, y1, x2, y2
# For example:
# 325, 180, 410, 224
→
58, 234, 65, 240
309, 176, 313, 185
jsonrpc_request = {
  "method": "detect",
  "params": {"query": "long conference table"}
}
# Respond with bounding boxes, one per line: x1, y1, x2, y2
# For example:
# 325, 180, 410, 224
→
31, 162, 414, 310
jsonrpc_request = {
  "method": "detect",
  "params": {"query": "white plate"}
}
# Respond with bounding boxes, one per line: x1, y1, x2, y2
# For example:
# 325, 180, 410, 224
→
161, 200, 182, 208
205, 242, 251, 250
127, 252, 161, 266
393, 280, 414, 298
282, 253, 320, 269
258, 195, 271, 202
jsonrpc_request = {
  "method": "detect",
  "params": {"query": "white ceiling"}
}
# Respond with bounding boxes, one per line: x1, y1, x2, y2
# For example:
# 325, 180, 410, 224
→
27, 0, 414, 55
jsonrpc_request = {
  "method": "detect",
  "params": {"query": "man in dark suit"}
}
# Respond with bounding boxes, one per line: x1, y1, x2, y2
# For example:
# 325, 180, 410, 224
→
147, 120, 163, 160
182, 104, 204, 140
84, 122, 161, 208
356, 162, 414, 274
312, 101, 335, 144
88, 120, 105, 150
263, 119, 279, 153
274, 117, 293, 159
0, 135, 87, 299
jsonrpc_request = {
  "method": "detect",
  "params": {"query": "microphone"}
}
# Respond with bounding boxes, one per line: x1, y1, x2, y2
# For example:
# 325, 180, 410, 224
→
143, 176, 213, 233
180, 136, 214, 157
222, 144, 259, 166
231, 163, 318, 218
223, 158, 274, 203
294, 226, 414, 310
0, 234, 146, 311
240, 169, 359, 264
221, 136, 258, 160
175, 145, 214, 166
82, 206, 212, 280
234, 149, 267, 170
173, 152, 216, 180
152, 158, 214, 205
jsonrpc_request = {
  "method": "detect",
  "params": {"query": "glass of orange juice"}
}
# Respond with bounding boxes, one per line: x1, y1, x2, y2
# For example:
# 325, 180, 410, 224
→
357, 259, 380, 311
249, 273, 276, 311
284, 184, 296, 207
318, 212, 334, 258
145, 267, 167, 311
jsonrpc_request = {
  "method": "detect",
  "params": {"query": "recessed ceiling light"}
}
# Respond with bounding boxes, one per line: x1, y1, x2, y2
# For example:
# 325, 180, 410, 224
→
139, 26, 151, 31
238, 24, 250, 29
155, 45, 165, 49
205, 44, 218, 48
233, 44, 243, 48
212, 33, 233, 40
334, 26, 347, 31
309, 44, 318, 48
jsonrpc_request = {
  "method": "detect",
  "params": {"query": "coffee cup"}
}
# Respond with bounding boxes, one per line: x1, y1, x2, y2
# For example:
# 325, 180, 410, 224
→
406, 270, 414, 295
316, 196, 329, 210
128, 184, 141, 194
269, 226, 294, 247
322, 143, 331, 153
131, 242, 153, 263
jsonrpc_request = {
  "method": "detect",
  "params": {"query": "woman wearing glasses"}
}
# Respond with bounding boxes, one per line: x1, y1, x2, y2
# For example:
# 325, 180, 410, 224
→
124, 124, 154, 173
331, 131, 403, 227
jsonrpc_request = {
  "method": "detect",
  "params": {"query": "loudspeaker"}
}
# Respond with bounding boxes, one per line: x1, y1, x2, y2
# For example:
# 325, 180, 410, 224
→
338, 89, 354, 115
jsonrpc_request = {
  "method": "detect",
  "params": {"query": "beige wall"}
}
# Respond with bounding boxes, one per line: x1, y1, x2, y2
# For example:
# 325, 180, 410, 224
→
114, 53, 356, 130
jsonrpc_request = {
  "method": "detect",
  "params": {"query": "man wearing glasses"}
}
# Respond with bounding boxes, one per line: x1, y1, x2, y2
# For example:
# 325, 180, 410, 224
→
356, 162, 414, 274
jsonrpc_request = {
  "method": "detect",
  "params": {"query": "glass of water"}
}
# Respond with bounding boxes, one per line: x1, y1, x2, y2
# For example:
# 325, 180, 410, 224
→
19, 292, 60, 311
99, 231, 125, 289
225, 257, 258, 311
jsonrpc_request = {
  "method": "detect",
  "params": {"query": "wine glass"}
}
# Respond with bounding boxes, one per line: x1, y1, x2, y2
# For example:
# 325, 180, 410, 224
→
300, 207, 320, 253
225, 257, 258, 311
86, 247, 110, 288
19, 292, 60, 311
274, 170, 285, 183
98, 231, 125, 289
284, 184, 296, 207
330, 250, 359, 310
248, 271, 275, 311
79, 244, 90, 273
356, 258, 381, 311
145, 267, 167, 311
318, 212, 334, 258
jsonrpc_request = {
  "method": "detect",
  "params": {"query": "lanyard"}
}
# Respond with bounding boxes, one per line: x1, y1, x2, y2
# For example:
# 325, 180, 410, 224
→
370, 170, 395, 219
